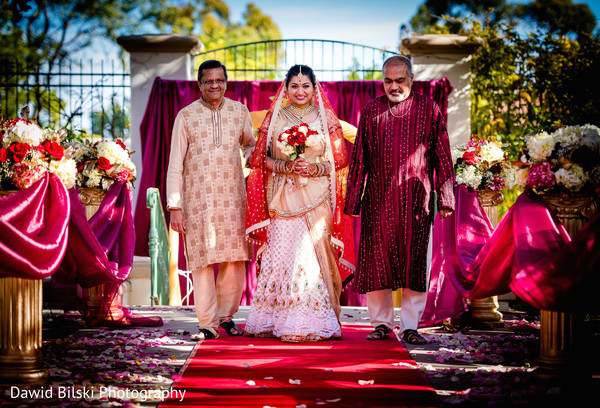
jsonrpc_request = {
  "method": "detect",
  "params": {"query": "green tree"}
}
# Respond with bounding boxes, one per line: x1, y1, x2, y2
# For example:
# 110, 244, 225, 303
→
91, 96, 130, 140
0, 0, 151, 128
345, 58, 383, 80
408, 0, 596, 37
144, 1, 283, 80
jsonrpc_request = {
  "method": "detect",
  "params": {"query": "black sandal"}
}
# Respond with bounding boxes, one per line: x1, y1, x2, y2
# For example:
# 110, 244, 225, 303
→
191, 328, 217, 341
402, 329, 426, 344
220, 320, 244, 336
366, 324, 389, 341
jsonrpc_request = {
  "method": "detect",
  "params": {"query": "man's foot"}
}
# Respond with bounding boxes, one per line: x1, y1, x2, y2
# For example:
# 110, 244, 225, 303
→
191, 328, 218, 341
366, 324, 389, 340
220, 320, 244, 336
402, 329, 426, 344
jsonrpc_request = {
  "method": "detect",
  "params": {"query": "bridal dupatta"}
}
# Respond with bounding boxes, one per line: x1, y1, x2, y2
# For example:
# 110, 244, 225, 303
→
246, 82, 355, 285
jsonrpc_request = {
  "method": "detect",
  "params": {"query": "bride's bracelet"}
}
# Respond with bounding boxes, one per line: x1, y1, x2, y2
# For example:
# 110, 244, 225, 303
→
273, 159, 294, 174
310, 162, 330, 177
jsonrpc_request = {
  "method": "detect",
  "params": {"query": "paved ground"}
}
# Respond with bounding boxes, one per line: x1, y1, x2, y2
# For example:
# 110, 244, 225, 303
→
2, 304, 597, 407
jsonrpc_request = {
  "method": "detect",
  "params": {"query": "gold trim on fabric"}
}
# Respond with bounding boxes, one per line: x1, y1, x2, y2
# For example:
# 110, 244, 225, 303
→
269, 191, 331, 218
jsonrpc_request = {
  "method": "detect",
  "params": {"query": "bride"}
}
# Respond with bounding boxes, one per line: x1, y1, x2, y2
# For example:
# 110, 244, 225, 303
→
245, 64, 354, 342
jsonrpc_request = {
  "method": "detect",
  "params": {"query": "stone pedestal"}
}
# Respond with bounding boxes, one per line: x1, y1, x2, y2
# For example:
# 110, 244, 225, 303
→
79, 188, 125, 324
467, 190, 505, 327
0, 277, 47, 384
0, 190, 47, 384
537, 193, 597, 379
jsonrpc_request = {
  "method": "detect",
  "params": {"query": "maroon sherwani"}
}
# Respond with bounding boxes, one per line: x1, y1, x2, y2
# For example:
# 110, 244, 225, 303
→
344, 93, 455, 293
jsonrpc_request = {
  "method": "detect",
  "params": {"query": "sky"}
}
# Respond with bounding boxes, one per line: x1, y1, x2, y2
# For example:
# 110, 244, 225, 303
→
222, 0, 600, 52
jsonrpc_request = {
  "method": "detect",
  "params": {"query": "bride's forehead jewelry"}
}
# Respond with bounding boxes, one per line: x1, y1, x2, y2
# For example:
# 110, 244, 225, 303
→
298, 65, 303, 82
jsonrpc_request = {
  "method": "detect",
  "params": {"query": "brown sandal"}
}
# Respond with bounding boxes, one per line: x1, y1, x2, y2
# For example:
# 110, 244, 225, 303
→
402, 329, 426, 344
220, 320, 244, 336
366, 324, 389, 341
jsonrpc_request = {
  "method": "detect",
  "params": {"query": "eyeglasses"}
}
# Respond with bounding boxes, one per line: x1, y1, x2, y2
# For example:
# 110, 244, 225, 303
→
201, 79, 226, 86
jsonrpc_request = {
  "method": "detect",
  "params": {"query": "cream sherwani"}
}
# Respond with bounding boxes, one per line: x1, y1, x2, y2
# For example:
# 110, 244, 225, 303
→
166, 97, 255, 334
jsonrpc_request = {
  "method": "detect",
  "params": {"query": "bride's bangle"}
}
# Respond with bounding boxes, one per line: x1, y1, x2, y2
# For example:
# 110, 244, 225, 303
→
284, 160, 294, 173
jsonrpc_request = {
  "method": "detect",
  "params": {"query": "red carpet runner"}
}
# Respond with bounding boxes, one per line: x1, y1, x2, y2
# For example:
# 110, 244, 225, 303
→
160, 325, 440, 407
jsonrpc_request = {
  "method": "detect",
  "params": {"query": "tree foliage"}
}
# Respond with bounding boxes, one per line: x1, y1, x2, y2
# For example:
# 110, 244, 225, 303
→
409, 0, 596, 38
464, 19, 600, 157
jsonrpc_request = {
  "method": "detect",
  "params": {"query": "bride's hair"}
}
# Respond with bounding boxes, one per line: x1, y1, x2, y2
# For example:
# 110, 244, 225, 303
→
285, 64, 316, 87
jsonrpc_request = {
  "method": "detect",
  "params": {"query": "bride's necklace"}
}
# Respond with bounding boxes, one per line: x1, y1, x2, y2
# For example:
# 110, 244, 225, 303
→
287, 103, 315, 120
388, 93, 414, 119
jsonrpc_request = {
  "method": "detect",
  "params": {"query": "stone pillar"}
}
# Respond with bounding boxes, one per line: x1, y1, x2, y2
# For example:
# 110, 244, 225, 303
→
116, 34, 203, 210
401, 34, 482, 147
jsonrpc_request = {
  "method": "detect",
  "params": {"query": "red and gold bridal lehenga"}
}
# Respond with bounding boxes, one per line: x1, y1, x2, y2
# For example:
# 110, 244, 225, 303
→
245, 82, 355, 342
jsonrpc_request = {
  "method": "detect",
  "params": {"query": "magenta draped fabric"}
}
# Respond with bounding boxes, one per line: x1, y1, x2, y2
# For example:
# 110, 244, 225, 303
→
133, 78, 453, 306
0, 174, 70, 279
419, 219, 469, 327
436, 185, 599, 312
54, 182, 135, 288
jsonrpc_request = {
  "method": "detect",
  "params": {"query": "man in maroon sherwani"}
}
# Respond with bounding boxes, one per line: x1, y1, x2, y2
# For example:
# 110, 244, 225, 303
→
344, 55, 455, 344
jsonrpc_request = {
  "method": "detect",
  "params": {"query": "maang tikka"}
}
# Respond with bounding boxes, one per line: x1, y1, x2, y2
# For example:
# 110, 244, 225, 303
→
298, 65, 303, 82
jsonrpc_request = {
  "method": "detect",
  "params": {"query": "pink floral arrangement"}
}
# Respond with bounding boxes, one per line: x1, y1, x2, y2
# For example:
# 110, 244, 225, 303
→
451, 136, 516, 191
516, 124, 600, 195
0, 117, 77, 190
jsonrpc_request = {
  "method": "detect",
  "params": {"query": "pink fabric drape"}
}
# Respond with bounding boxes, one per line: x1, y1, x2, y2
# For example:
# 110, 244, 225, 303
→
0, 174, 70, 279
434, 185, 599, 313
54, 182, 135, 288
133, 78, 453, 306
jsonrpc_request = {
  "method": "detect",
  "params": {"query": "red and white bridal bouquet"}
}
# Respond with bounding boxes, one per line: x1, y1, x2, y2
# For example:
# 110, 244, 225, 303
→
0, 117, 78, 190
276, 122, 320, 161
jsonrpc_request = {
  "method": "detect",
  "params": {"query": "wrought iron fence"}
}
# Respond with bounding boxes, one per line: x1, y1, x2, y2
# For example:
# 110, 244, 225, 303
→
0, 57, 130, 140
194, 39, 399, 81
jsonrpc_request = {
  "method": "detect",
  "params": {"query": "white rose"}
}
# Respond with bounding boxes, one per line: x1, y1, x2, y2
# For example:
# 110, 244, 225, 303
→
479, 142, 505, 164
456, 165, 482, 189
526, 132, 555, 162
304, 133, 321, 147
3, 121, 44, 147
48, 158, 78, 189
555, 164, 587, 191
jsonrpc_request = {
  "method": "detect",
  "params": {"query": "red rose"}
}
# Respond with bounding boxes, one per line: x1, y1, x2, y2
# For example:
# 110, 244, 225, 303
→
295, 132, 306, 144
0, 148, 7, 163
35, 145, 46, 154
462, 151, 480, 165
97, 156, 112, 171
43, 141, 64, 160
8, 143, 31, 163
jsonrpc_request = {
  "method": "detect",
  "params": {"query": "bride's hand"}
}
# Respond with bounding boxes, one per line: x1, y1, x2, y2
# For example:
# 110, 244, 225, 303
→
292, 157, 314, 177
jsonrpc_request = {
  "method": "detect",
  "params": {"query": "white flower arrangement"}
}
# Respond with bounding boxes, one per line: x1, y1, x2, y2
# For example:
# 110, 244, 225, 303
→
452, 136, 515, 191
0, 117, 78, 190
517, 124, 600, 194
64, 138, 136, 191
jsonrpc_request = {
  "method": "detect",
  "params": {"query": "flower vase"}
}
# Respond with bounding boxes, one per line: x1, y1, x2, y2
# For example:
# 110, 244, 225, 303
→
537, 192, 597, 379
467, 190, 505, 327
79, 188, 125, 324
0, 190, 47, 384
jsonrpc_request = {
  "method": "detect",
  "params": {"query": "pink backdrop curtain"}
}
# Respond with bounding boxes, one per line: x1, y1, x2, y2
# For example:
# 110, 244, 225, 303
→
133, 78, 453, 305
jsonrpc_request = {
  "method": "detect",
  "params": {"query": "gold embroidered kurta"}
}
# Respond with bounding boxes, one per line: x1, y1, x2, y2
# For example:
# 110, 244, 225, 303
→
166, 97, 255, 271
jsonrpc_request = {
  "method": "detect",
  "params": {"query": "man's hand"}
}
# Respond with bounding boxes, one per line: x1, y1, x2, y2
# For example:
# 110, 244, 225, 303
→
170, 209, 186, 233
438, 209, 453, 219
